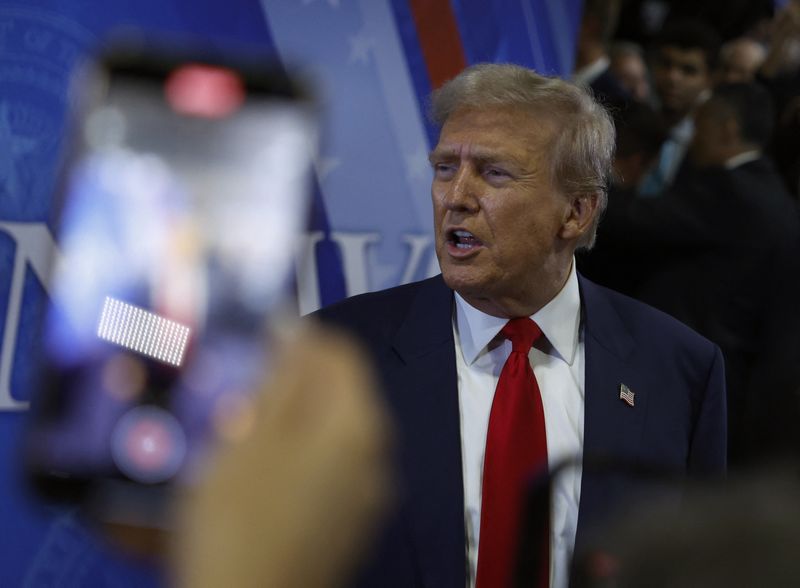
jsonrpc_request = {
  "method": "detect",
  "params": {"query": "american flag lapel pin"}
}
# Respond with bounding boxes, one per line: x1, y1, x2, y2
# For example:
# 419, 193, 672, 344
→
619, 383, 635, 407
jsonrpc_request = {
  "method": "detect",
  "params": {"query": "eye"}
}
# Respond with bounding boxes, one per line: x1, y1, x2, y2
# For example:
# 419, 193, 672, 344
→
433, 162, 456, 179
483, 167, 511, 183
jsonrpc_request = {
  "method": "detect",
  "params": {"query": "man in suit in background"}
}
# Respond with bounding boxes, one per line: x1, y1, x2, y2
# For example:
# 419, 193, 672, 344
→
572, 0, 630, 105
316, 63, 726, 588
639, 20, 721, 196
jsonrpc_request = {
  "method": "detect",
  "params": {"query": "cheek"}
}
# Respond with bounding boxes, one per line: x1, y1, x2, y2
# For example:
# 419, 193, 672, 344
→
497, 210, 549, 251
431, 189, 446, 216
687, 75, 707, 91
431, 185, 441, 204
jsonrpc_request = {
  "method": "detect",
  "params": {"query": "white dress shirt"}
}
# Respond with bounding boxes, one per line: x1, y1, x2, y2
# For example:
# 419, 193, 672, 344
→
454, 263, 585, 588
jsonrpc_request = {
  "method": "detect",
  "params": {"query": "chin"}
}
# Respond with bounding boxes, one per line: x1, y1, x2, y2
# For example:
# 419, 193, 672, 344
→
441, 266, 491, 299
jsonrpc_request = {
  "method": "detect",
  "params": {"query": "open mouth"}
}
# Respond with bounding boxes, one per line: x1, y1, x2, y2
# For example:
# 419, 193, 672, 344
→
448, 229, 484, 250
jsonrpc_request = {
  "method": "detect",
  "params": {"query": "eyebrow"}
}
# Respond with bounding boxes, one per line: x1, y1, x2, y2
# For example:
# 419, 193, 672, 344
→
428, 146, 528, 169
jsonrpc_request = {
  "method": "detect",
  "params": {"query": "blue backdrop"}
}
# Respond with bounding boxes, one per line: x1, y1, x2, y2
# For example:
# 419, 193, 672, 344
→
0, 1, 580, 584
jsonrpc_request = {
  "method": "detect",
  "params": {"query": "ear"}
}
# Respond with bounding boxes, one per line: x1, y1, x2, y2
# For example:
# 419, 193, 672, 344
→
559, 192, 600, 241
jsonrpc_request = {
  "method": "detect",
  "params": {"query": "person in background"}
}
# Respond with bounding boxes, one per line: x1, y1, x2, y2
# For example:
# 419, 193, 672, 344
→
758, 0, 800, 82
572, 0, 630, 104
639, 19, 721, 196
609, 41, 652, 103
758, 1, 800, 199
717, 37, 767, 84
609, 101, 667, 192
577, 101, 667, 297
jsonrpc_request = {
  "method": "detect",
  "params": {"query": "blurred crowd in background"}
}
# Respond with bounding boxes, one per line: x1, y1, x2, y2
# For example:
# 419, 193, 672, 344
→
571, 0, 800, 470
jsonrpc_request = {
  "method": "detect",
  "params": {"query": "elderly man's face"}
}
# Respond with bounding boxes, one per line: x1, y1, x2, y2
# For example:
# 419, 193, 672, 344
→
429, 106, 580, 317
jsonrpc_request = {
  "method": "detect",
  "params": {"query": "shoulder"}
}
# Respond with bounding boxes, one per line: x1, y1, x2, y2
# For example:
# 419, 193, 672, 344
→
729, 158, 800, 231
581, 276, 726, 445
580, 276, 719, 360
310, 275, 451, 339
729, 157, 791, 200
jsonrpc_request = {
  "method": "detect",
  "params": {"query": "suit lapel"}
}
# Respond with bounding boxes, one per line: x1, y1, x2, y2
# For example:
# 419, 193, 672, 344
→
575, 277, 649, 552
391, 276, 466, 588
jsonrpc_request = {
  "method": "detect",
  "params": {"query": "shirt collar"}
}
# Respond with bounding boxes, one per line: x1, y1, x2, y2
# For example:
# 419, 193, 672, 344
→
670, 115, 695, 143
572, 56, 610, 87
454, 261, 582, 366
724, 150, 761, 170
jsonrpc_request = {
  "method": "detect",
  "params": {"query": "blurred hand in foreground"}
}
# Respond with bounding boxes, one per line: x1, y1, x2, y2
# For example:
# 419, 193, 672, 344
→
173, 326, 392, 588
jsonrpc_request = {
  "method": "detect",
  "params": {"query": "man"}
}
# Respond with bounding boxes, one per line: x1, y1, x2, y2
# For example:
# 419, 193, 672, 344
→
639, 20, 720, 196
316, 64, 726, 588
609, 102, 668, 193
578, 101, 667, 297
609, 42, 651, 103
572, 0, 629, 105
717, 37, 767, 84
598, 83, 800, 466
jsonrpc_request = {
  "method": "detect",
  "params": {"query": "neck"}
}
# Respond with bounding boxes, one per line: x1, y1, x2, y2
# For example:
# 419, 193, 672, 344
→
722, 144, 760, 166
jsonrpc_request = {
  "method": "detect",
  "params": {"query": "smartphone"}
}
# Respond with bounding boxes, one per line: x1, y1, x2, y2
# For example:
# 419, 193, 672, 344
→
23, 44, 317, 526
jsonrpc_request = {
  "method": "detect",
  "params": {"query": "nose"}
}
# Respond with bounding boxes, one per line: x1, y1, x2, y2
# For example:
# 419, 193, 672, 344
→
438, 165, 480, 213
666, 64, 682, 84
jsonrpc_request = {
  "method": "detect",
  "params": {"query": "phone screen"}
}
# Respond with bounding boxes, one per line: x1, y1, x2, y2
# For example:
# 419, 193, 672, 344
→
25, 53, 316, 512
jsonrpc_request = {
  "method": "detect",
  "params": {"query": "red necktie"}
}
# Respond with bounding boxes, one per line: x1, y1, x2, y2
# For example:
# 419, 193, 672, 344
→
476, 318, 549, 588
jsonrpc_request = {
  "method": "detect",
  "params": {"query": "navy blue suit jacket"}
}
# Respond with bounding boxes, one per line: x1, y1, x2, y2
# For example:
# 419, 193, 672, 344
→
315, 274, 726, 588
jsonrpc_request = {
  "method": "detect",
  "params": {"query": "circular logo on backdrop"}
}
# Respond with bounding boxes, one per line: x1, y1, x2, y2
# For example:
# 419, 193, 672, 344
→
0, 4, 94, 222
